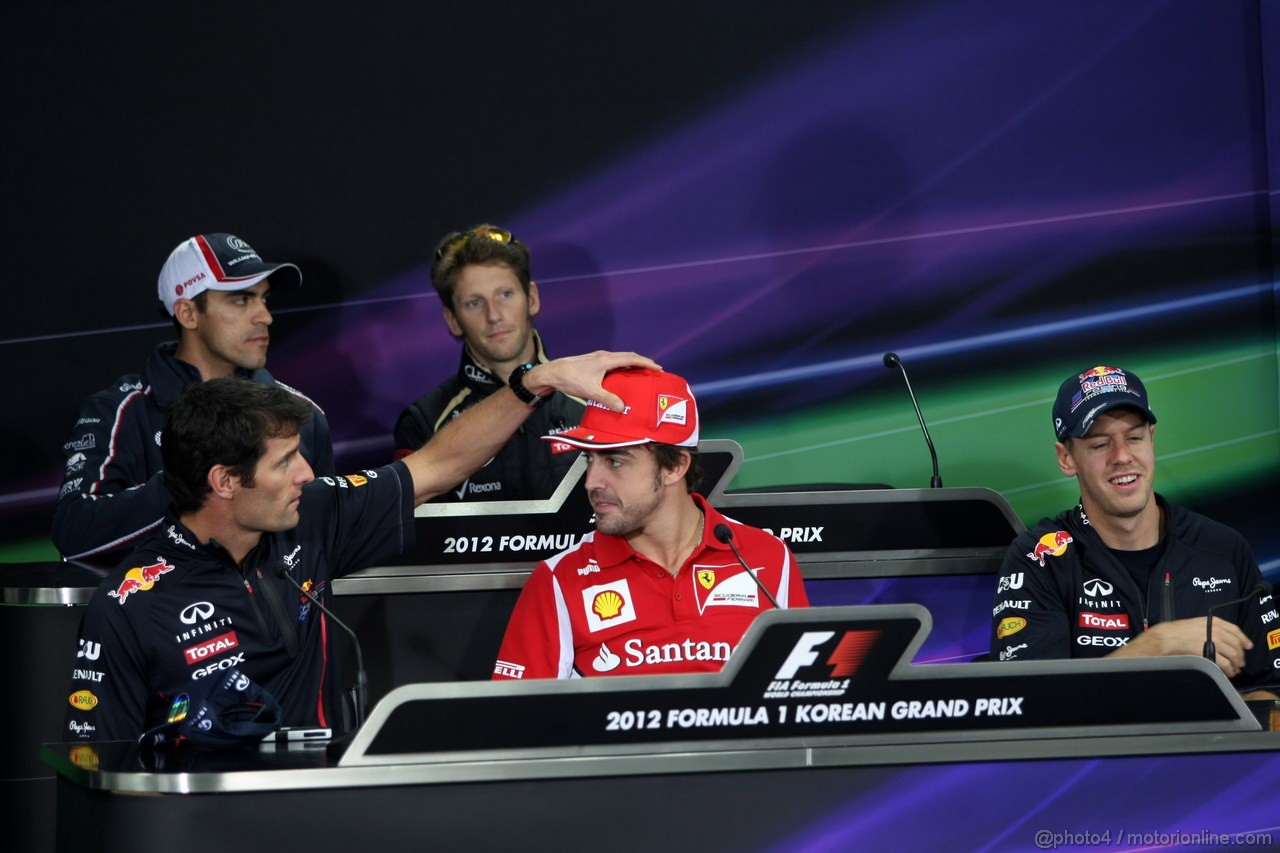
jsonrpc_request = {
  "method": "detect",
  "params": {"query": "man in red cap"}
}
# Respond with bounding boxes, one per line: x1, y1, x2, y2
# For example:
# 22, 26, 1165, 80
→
492, 368, 809, 680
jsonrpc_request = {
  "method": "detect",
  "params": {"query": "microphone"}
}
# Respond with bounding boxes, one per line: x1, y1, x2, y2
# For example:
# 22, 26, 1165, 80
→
275, 565, 368, 730
714, 523, 781, 610
883, 351, 942, 488
1203, 581, 1272, 663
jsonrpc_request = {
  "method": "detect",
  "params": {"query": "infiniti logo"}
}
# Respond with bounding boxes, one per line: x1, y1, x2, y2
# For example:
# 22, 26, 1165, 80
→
181, 601, 215, 624
1082, 578, 1114, 597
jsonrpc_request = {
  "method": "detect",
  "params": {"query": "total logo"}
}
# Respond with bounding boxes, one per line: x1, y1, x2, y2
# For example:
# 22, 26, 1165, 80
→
1079, 611, 1129, 631
184, 631, 240, 665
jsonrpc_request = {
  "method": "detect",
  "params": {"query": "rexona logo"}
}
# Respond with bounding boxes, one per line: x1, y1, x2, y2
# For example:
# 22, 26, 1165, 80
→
764, 630, 880, 700
68, 690, 99, 710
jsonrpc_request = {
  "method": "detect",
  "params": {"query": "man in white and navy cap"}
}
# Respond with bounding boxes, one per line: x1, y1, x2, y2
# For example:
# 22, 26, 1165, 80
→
492, 367, 809, 681
52, 233, 334, 563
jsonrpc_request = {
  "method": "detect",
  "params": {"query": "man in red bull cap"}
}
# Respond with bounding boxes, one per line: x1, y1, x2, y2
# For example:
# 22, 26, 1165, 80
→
991, 365, 1278, 698
492, 367, 809, 680
64, 348, 656, 741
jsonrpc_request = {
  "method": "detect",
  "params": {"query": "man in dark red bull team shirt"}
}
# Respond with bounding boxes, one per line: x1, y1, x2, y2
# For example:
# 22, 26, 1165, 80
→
64, 349, 656, 742
990, 366, 1279, 698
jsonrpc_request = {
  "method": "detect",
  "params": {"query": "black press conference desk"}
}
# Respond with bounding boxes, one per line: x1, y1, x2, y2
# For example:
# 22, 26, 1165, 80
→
336, 439, 1025, 594
41, 606, 1280, 853
4, 449, 1024, 853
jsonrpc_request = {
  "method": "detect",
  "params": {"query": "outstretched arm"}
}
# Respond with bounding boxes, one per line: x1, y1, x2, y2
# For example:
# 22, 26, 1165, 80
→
400, 351, 658, 504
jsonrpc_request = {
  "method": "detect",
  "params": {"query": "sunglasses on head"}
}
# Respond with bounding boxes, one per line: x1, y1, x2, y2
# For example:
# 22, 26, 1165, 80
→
435, 228, 517, 261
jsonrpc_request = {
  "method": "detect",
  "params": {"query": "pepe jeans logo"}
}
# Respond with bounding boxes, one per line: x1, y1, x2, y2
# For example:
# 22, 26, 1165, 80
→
1192, 577, 1231, 592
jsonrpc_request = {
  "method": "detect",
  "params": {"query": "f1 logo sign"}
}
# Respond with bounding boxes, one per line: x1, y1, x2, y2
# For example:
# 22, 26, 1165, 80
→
775, 630, 879, 679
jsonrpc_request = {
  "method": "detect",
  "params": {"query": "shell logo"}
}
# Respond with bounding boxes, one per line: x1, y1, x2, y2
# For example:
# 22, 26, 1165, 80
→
997, 617, 1027, 639
69, 690, 99, 710
593, 589, 626, 620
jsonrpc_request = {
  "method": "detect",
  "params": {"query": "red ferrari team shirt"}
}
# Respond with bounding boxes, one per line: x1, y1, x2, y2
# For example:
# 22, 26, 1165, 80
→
493, 494, 808, 679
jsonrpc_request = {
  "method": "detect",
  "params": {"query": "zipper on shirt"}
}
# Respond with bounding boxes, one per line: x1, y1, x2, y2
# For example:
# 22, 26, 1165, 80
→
253, 565, 300, 658
1160, 571, 1174, 624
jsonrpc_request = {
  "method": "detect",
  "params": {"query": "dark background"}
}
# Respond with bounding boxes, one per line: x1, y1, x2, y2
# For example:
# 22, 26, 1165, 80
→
2, 0, 1277, 567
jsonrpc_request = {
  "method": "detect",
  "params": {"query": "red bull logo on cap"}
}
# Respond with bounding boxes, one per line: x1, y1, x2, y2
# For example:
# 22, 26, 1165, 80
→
1071, 366, 1130, 412
1026, 531, 1073, 567
1078, 365, 1121, 381
107, 557, 176, 604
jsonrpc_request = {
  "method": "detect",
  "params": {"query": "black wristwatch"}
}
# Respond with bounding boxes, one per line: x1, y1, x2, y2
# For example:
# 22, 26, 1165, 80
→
508, 362, 548, 409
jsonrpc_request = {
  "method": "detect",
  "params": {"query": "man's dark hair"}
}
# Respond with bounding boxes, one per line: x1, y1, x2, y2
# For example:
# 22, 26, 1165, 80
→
162, 377, 312, 515
430, 223, 532, 310
651, 444, 703, 494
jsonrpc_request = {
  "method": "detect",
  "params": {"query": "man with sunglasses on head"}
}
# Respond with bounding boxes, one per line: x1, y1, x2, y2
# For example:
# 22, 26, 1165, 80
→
53, 234, 335, 565
394, 224, 585, 502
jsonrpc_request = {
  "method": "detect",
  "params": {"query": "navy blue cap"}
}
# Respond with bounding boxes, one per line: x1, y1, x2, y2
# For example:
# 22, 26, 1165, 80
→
1052, 365, 1157, 441
139, 668, 282, 751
